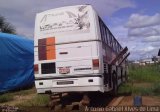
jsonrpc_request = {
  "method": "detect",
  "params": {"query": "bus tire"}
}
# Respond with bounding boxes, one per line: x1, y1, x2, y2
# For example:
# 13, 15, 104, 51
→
112, 72, 118, 96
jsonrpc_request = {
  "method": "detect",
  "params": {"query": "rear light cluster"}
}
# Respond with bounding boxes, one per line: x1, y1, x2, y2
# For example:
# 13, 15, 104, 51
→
38, 37, 56, 60
92, 59, 99, 70
34, 64, 39, 74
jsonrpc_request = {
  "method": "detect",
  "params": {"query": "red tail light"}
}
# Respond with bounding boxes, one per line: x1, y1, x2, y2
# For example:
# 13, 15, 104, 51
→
34, 64, 39, 74
92, 59, 99, 70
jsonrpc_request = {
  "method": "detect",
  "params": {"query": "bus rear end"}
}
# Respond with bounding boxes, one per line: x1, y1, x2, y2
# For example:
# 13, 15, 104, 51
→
34, 5, 103, 93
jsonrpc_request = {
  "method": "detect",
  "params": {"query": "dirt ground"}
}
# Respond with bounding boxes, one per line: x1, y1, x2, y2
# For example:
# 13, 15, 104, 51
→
0, 86, 159, 112
1, 92, 160, 107
1, 94, 160, 112
119, 96, 160, 106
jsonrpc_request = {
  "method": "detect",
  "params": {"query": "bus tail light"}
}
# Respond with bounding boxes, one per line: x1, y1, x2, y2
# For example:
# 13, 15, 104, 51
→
92, 59, 99, 70
34, 64, 39, 74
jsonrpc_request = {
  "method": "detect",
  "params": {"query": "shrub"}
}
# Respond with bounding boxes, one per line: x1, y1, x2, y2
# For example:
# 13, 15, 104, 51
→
0, 94, 14, 103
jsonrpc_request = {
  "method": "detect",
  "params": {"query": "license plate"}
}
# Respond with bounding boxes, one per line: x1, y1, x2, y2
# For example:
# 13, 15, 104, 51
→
59, 67, 70, 74
57, 81, 73, 85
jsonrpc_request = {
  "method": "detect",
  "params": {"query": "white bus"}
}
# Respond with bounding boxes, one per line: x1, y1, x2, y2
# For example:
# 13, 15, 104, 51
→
34, 5, 129, 95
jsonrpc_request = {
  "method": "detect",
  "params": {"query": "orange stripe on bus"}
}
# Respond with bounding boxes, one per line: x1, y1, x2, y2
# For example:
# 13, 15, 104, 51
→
46, 37, 56, 60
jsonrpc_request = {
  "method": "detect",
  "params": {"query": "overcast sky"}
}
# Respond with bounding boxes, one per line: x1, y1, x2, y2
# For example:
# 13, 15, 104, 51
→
0, 0, 160, 60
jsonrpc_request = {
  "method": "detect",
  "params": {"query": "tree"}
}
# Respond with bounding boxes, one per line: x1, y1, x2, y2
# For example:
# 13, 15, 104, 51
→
152, 56, 158, 62
0, 16, 16, 34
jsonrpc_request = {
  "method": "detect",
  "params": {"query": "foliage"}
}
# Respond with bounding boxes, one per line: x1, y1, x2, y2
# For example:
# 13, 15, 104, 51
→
11, 87, 36, 96
0, 94, 14, 103
128, 64, 160, 83
119, 82, 160, 96
118, 64, 160, 96
0, 87, 35, 104
152, 83, 160, 96
0, 15, 16, 34
16, 94, 50, 106
118, 83, 132, 94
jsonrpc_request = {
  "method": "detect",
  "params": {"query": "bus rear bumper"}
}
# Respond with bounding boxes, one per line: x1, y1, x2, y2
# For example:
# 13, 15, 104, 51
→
37, 86, 104, 93
35, 75, 104, 93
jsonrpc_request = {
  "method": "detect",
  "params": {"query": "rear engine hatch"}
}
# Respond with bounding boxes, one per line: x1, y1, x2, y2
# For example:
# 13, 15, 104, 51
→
56, 45, 93, 75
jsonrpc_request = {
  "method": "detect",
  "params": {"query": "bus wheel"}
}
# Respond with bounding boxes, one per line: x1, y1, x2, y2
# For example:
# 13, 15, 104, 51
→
80, 93, 90, 106
112, 72, 118, 96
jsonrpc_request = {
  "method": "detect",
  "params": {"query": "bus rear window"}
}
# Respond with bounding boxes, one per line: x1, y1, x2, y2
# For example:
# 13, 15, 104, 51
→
41, 63, 56, 74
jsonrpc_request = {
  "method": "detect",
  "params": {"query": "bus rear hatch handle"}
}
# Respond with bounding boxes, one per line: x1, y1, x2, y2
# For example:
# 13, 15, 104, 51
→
59, 52, 68, 55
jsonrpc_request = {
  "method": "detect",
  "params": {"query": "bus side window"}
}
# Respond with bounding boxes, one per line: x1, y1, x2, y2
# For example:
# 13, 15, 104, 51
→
101, 23, 105, 42
105, 28, 109, 45
109, 33, 113, 48
99, 20, 103, 41
112, 38, 115, 52
103, 27, 107, 45
111, 36, 114, 50
115, 42, 118, 53
113, 38, 117, 52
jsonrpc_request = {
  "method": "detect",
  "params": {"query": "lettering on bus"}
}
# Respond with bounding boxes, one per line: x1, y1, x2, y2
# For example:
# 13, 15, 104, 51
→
39, 6, 90, 35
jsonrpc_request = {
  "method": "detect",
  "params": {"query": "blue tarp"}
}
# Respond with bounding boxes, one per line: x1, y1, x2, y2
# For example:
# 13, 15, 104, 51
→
0, 33, 34, 92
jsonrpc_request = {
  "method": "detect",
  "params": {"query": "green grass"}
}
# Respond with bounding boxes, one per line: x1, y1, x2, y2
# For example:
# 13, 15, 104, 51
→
152, 83, 160, 96
0, 87, 36, 104
118, 64, 160, 96
129, 64, 160, 83
132, 86, 153, 96
0, 87, 50, 107
11, 87, 36, 96
0, 93, 14, 103
118, 83, 132, 94
16, 94, 50, 107
118, 82, 160, 96
1, 64, 159, 106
